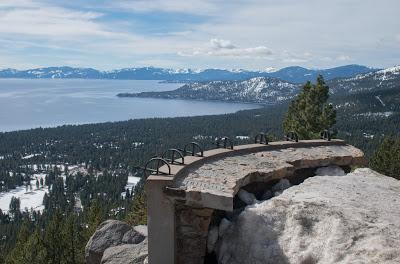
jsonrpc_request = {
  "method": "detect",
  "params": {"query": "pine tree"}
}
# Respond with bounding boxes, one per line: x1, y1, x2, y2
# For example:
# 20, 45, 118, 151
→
370, 136, 400, 180
84, 199, 104, 240
6, 219, 32, 264
22, 229, 47, 264
8, 197, 21, 220
283, 75, 336, 139
62, 214, 85, 264
125, 191, 147, 226
43, 210, 65, 264
7, 229, 47, 264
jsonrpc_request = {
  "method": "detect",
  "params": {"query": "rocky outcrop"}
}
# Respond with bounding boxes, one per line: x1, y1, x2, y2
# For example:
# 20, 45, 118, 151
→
101, 239, 148, 264
85, 220, 147, 264
215, 168, 400, 264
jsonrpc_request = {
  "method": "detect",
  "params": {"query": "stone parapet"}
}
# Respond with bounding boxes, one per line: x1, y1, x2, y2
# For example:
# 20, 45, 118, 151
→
145, 139, 367, 264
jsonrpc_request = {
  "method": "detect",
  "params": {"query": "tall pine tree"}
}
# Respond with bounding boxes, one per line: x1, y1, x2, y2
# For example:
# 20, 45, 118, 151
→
283, 75, 336, 139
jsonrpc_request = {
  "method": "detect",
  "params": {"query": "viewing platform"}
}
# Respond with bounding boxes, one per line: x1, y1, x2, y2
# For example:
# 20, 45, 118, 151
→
145, 139, 367, 264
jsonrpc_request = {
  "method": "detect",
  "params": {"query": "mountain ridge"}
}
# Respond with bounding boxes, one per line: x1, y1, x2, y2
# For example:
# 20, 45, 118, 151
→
0, 64, 378, 83
117, 76, 301, 104
118, 66, 400, 104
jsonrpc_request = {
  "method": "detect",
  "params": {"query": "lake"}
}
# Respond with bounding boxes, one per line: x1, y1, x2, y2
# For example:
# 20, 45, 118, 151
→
0, 79, 261, 132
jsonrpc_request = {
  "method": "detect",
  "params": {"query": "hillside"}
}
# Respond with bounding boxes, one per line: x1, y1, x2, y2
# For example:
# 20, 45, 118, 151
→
329, 66, 400, 93
118, 77, 300, 104
119, 66, 399, 105
0, 65, 376, 83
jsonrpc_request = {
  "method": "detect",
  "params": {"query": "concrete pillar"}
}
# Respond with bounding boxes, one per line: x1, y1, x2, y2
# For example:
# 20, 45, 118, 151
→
146, 176, 175, 264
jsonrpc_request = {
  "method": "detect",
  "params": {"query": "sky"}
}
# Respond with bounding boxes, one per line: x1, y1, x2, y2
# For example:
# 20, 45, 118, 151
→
0, 0, 399, 71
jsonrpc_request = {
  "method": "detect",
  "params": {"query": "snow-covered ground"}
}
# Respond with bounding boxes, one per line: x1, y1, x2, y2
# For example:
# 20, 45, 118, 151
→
126, 176, 141, 191
22, 153, 41, 159
121, 176, 141, 198
0, 174, 47, 213
1, 167, 141, 212
357, 111, 394, 118
193, 135, 213, 140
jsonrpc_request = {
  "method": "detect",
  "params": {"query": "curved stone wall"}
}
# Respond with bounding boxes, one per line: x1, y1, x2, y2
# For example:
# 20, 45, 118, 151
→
145, 140, 366, 264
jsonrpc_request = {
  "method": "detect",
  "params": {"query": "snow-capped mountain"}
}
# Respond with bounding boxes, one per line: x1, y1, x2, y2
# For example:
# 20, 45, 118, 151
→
0, 66, 102, 79
0, 65, 376, 83
268, 65, 377, 83
328, 66, 400, 93
117, 77, 301, 104
118, 66, 399, 104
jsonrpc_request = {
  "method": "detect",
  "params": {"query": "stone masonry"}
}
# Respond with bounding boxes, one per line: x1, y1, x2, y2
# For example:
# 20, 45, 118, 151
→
175, 202, 213, 264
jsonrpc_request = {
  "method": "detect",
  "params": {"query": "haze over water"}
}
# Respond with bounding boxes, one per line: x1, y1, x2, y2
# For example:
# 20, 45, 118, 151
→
0, 79, 260, 132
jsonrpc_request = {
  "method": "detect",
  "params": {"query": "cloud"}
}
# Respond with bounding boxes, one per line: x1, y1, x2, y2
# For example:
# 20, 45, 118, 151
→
0, 5, 107, 38
337, 55, 351, 61
0, 0, 399, 70
112, 0, 218, 14
209, 39, 236, 49
0, 0, 193, 66
281, 50, 313, 63
0, 0, 39, 8
179, 38, 273, 58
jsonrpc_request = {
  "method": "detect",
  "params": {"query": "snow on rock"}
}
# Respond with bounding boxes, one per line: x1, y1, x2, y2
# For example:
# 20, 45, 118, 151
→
216, 168, 400, 264
315, 165, 345, 176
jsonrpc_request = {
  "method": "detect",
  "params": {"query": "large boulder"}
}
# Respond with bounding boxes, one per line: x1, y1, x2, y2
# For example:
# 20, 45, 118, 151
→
85, 220, 146, 264
217, 168, 400, 264
101, 239, 148, 264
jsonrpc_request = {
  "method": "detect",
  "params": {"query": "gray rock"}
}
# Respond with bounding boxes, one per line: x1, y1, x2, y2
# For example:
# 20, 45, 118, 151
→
207, 226, 219, 253
315, 165, 346, 176
101, 239, 148, 264
85, 220, 144, 264
261, 190, 273, 200
271, 178, 291, 193
237, 189, 257, 205
122, 229, 146, 244
218, 218, 231, 238
217, 168, 400, 264
133, 225, 148, 237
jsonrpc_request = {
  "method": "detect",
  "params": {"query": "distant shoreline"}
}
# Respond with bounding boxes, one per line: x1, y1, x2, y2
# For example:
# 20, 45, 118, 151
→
0, 105, 265, 134
117, 92, 273, 106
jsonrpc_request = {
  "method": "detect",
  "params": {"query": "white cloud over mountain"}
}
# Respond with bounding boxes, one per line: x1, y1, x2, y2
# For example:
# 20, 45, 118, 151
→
179, 39, 273, 58
0, 0, 399, 70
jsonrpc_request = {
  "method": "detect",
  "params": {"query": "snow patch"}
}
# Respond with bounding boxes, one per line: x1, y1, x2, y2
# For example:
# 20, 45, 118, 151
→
0, 174, 47, 213
22, 153, 40, 159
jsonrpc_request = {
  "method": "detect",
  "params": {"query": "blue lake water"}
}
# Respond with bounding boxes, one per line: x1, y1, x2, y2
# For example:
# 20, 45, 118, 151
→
0, 79, 260, 132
